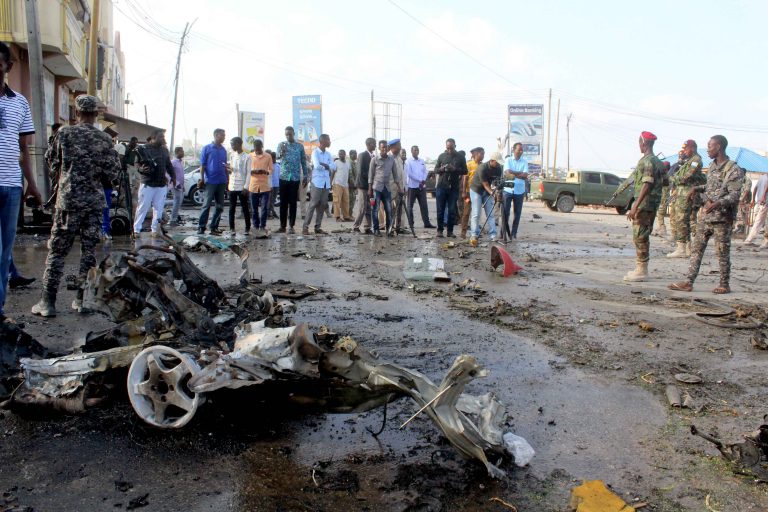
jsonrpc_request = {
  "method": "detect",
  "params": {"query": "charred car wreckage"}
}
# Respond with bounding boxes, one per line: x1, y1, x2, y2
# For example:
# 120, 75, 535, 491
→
1, 236, 533, 477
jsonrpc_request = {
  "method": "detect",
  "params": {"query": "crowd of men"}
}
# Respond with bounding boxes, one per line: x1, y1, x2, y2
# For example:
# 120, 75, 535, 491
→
1, 38, 767, 323
191, 125, 532, 240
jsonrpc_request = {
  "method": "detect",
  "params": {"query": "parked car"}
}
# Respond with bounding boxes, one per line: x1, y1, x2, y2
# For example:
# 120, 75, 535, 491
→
538, 170, 632, 214
184, 167, 206, 206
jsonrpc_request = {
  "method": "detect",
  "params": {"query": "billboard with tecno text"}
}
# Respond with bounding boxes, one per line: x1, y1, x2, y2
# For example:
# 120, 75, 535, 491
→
292, 95, 322, 153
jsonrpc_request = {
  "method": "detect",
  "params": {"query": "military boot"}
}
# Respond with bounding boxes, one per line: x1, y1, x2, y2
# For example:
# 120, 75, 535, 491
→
623, 261, 648, 282
685, 242, 691, 256
655, 225, 667, 237
31, 294, 57, 318
666, 242, 687, 258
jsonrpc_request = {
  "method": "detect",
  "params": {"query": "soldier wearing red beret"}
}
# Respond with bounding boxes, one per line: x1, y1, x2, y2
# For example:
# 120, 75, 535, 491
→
614, 132, 665, 281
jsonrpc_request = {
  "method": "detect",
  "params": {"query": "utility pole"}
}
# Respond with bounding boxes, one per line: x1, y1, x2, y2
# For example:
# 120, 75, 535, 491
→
24, 0, 50, 196
566, 113, 573, 174
370, 90, 375, 139
235, 103, 241, 139
169, 20, 194, 151
193, 128, 198, 161
144, 105, 148, 125
552, 99, 561, 177
545, 88, 552, 179
86, 0, 101, 95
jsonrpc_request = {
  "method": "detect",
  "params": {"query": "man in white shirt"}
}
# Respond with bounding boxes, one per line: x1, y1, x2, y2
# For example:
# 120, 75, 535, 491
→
302, 134, 336, 235
0, 41, 42, 320
331, 149, 352, 221
405, 145, 434, 231
744, 173, 768, 248
228, 136, 251, 235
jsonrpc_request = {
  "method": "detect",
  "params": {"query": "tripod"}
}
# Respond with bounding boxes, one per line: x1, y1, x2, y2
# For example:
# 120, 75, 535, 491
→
110, 167, 135, 239
477, 187, 509, 243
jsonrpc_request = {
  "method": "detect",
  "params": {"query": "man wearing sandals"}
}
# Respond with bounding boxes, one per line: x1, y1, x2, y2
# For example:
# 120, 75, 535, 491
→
669, 135, 743, 294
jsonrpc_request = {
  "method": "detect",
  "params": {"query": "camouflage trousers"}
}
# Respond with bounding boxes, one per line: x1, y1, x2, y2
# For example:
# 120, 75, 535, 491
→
42, 208, 102, 298
735, 202, 751, 231
686, 220, 733, 286
671, 197, 700, 243
632, 210, 656, 263
656, 187, 669, 226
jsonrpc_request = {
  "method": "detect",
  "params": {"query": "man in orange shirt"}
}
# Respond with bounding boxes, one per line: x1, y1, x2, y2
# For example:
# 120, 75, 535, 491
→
249, 139, 273, 235
460, 147, 483, 238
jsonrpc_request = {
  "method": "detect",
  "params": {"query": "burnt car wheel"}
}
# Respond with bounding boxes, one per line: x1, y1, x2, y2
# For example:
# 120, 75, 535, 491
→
127, 346, 203, 428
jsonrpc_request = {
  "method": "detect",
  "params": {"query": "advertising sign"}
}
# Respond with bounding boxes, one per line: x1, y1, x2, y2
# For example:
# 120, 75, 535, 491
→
508, 104, 543, 158
292, 95, 322, 153
239, 111, 265, 147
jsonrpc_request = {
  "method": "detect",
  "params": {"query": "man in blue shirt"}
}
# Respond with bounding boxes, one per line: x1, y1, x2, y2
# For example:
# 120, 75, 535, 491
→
503, 143, 529, 239
276, 126, 309, 234
302, 134, 336, 235
197, 128, 229, 235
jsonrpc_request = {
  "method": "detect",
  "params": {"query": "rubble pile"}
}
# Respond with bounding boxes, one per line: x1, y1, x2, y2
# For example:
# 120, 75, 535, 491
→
3, 236, 532, 477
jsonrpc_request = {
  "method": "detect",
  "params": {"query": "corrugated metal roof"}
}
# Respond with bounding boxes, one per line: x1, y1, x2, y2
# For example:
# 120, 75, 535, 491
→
662, 147, 768, 173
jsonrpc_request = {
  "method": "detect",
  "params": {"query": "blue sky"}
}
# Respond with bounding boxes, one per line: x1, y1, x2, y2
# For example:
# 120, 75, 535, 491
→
116, 0, 768, 170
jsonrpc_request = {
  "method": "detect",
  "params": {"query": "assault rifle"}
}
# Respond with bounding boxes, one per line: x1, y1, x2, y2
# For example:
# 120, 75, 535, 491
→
605, 175, 634, 206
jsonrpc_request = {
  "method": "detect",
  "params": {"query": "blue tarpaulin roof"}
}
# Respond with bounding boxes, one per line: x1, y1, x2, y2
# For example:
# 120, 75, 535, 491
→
662, 147, 768, 173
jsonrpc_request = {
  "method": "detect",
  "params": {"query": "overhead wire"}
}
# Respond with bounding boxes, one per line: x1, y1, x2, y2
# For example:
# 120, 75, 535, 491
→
386, 1, 768, 135
113, 3, 179, 44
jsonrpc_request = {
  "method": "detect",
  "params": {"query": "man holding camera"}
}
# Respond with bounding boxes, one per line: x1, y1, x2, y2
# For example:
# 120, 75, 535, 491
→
469, 152, 503, 243
133, 128, 176, 237
32, 95, 120, 318
434, 138, 468, 238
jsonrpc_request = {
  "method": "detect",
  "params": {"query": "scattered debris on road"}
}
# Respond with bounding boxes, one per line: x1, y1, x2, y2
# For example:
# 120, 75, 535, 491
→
491, 245, 522, 277
569, 479, 636, 512
404, 257, 450, 282
3, 235, 531, 477
691, 420, 768, 470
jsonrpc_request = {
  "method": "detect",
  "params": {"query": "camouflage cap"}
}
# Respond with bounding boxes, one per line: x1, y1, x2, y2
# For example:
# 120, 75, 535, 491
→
75, 94, 99, 113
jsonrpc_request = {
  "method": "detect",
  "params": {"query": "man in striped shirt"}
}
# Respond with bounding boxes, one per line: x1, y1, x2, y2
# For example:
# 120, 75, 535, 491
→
0, 41, 42, 320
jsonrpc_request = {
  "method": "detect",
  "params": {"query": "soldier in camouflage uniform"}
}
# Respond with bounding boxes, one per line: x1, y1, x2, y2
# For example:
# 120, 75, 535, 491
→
666, 140, 706, 258
666, 153, 683, 242
616, 131, 664, 282
734, 171, 752, 235
655, 182, 669, 237
669, 135, 743, 294
31, 95, 120, 317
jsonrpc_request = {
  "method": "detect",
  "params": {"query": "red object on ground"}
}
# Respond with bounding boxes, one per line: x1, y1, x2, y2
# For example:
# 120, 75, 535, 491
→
491, 244, 522, 277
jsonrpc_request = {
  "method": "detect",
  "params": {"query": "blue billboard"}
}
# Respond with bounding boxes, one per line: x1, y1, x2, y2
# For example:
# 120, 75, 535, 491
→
292, 95, 322, 153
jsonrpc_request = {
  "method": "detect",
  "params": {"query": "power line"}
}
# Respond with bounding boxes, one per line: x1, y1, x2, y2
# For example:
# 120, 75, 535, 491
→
113, 3, 179, 44
386, 0, 541, 98
386, 1, 768, 135
122, 0, 182, 41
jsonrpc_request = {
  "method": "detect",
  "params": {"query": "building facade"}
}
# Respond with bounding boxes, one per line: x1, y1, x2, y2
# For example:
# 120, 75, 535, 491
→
1, 0, 126, 190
